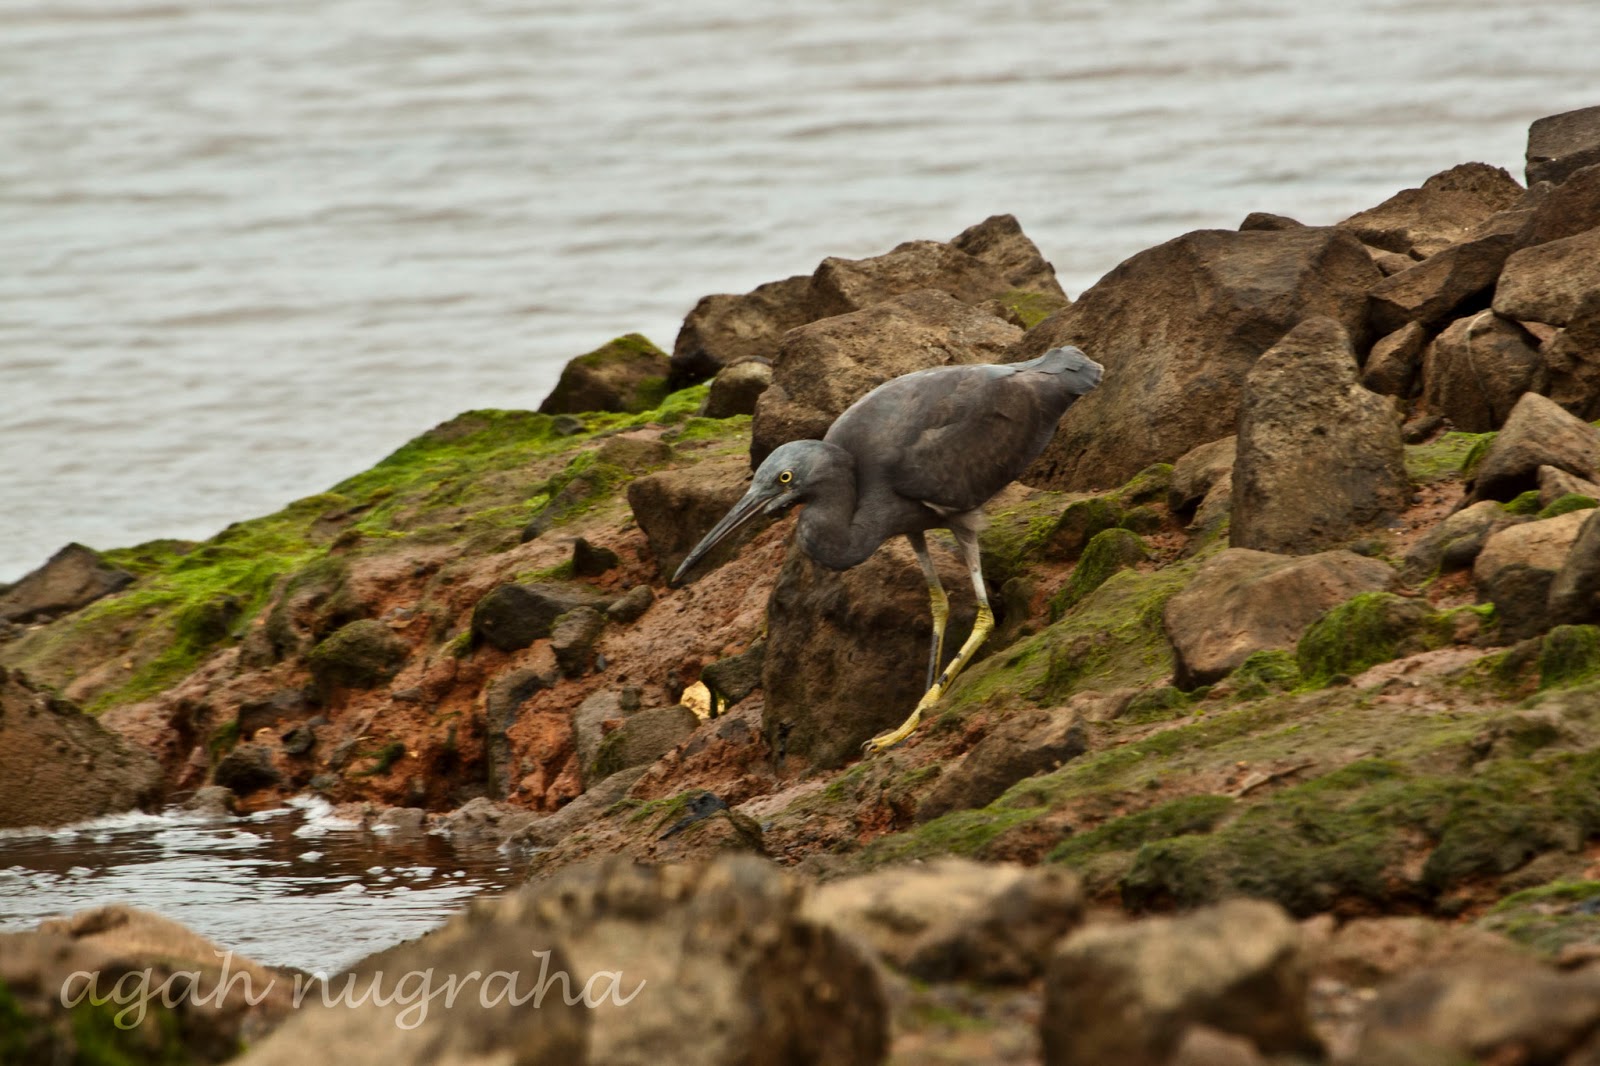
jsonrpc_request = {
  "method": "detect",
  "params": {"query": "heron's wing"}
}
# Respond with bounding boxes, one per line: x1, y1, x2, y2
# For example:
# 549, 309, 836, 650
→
883, 367, 1064, 512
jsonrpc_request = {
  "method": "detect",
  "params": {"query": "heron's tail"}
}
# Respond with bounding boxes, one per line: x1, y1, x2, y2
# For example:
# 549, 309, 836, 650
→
1024, 345, 1104, 395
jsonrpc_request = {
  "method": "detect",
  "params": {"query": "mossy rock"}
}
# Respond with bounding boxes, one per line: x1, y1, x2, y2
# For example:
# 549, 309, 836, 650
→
1405, 429, 1495, 484
1539, 493, 1599, 520
1503, 490, 1544, 516
307, 619, 408, 692
1228, 650, 1301, 698
1480, 879, 1600, 957
1117, 464, 1174, 508
1046, 497, 1124, 560
1122, 684, 1189, 724
995, 289, 1070, 329
1296, 592, 1456, 686
1050, 528, 1150, 619
1539, 625, 1600, 690
537, 333, 671, 416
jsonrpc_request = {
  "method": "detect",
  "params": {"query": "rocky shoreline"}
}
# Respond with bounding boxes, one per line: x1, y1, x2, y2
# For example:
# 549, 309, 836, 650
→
5, 105, 1600, 1063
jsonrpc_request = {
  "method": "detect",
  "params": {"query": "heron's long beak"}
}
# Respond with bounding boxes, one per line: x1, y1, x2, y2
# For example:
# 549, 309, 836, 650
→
670, 486, 784, 586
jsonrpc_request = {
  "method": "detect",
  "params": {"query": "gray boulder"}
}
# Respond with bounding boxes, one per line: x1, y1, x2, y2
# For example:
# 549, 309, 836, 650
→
1231, 317, 1408, 554
1473, 509, 1591, 640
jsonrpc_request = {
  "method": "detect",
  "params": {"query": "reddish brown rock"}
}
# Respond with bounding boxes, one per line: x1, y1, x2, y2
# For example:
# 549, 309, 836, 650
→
627, 452, 765, 580
1361, 321, 1428, 398
1336, 162, 1525, 258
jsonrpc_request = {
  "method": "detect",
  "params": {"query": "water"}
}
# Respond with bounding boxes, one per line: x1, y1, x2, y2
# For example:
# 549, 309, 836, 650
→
3, 0, 1599, 581
0, 798, 520, 972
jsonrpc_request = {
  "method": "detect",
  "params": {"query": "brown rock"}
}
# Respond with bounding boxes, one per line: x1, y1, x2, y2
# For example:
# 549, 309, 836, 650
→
762, 536, 977, 768
1305, 915, 1527, 988
508, 766, 648, 849
951, 213, 1069, 294
1473, 509, 1591, 640
1368, 232, 1516, 336
1231, 317, 1409, 554
1366, 246, 1419, 277
588, 703, 700, 783
804, 859, 1083, 983
538, 333, 670, 415
433, 796, 540, 846
668, 274, 812, 388
1167, 436, 1237, 516
808, 240, 1023, 321
0, 667, 160, 829
749, 289, 1022, 465
1336, 162, 1525, 258
470, 581, 610, 653
917, 706, 1087, 821
1349, 961, 1600, 1065
1401, 499, 1522, 580
1548, 507, 1600, 625
1018, 226, 1380, 491
627, 452, 763, 580
1239, 211, 1304, 231
1361, 321, 1428, 398
1493, 224, 1600, 327
1543, 289, 1600, 419
1042, 898, 1321, 1066
700, 358, 772, 418
1527, 104, 1600, 186
550, 605, 605, 677
1465, 391, 1600, 504
0, 542, 133, 624
1418, 311, 1541, 432
1539, 464, 1600, 507
1515, 161, 1600, 246
1164, 549, 1397, 688
606, 583, 654, 623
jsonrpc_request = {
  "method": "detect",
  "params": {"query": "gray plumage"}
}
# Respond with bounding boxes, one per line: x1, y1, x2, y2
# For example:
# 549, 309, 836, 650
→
673, 345, 1104, 753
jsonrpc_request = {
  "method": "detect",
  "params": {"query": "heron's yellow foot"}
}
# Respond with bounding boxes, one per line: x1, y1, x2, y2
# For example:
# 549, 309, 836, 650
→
863, 685, 942, 755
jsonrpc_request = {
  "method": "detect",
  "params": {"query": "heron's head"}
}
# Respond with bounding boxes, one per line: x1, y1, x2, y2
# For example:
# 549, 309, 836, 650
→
670, 440, 833, 585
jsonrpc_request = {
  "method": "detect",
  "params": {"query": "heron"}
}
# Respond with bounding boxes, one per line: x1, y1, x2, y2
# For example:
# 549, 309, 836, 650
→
672, 346, 1104, 754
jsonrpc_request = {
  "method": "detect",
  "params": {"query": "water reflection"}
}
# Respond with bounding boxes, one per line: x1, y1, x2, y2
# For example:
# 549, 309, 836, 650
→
0, 797, 520, 973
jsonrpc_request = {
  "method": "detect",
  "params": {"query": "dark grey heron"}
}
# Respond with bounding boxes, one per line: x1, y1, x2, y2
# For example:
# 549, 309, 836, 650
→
672, 346, 1104, 754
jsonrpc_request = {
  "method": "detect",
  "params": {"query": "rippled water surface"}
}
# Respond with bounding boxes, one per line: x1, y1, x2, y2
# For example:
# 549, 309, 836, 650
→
0, 800, 519, 972
4, 0, 1600, 577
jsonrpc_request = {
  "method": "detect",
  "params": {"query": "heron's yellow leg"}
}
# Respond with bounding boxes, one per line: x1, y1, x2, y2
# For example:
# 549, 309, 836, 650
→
864, 604, 994, 755
907, 532, 949, 690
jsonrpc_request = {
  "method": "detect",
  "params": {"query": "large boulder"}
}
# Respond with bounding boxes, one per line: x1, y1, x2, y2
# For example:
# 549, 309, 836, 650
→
762, 536, 977, 768
1526, 104, 1600, 186
1492, 224, 1600, 327
1167, 436, 1237, 517
1542, 289, 1600, 419
1417, 311, 1542, 432
1549, 507, 1600, 625
627, 452, 762, 580
668, 215, 1061, 387
1514, 161, 1600, 247
1465, 391, 1600, 505
0, 667, 160, 829
0, 542, 133, 625
1335, 162, 1525, 259
699, 358, 773, 418
1163, 549, 1397, 688
538, 334, 670, 415
1230, 317, 1409, 554
1473, 508, 1591, 641
1367, 232, 1516, 336
243, 856, 887, 1066
1042, 899, 1320, 1066
1018, 226, 1380, 491
749, 289, 1023, 465
803, 859, 1084, 983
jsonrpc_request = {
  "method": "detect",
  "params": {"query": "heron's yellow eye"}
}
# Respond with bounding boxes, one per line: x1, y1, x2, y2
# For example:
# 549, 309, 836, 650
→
778, 470, 793, 484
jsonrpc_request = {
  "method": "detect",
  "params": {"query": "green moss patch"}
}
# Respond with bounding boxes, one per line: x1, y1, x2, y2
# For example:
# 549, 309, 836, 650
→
1049, 528, 1150, 619
1296, 592, 1458, 687
1405, 430, 1494, 484
1481, 880, 1600, 957
1539, 625, 1600, 690
1539, 493, 1599, 519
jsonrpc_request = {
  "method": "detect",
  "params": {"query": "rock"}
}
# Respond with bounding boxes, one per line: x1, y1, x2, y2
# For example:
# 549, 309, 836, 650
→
700, 638, 765, 715
551, 606, 605, 677
571, 536, 619, 577
1367, 232, 1516, 336
1042, 898, 1320, 1066
606, 583, 654, 624
1360, 321, 1428, 398
917, 706, 1087, 821
249, 856, 886, 1065
669, 274, 813, 388
1417, 311, 1542, 432
470, 581, 608, 653
1465, 391, 1600, 504
537, 333, 670, 415
1543, 289, 1600, 419
1163, 549, 1397, 688
1020, 226, 1380, 491
1527, 104, 1600, 186
809, 239, 1024, 321
1401, 499, 1521, 579
306, 618, 408, 693
1492, 224, 1600, 327
484, 667, 553, 797
0, 667, 160, 829
1516, 162, 1600, 247
1231, 317, 1409, 554
950, 213, 1068, 295
749, 289, 1022, 466
1349, 961, 1600, 1065
1052, 528, 1151, 613
804, 859, 1083, 983
1549, 508, 1600, 625
1473, 509, 1591, 640
627, 452, 762, 579
213, 741, 280, 795
1540, 464, 1600, 507
1169, 1027, 1268, 1066
700, 358, 772, 418
762, 537, 977, 768
182, 784, 238, 818
1295, 592, 1461, 683
1304, 915, 1526, 989
593, 434, 673, 470
1239, 211, 1304, 231
588, 703, 700, 783
236, 687, 313, 738
1167, 437, 1237, 516
431, 796, 536, 845
0, 542, 133, 624
4, 905, 289, 1064
571, 689, 630, 776
372, 805, 425, 832
509, 766, 649, 849
1336, 162, 1525, 258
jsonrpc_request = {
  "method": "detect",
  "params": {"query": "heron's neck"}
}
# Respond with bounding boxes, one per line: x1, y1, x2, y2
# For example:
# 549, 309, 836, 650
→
795, 444, 877, 570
